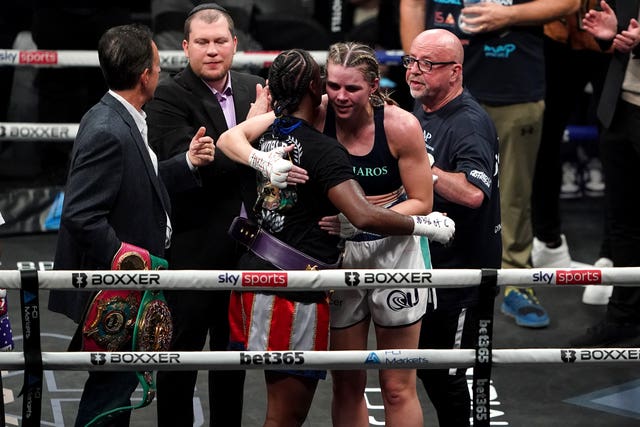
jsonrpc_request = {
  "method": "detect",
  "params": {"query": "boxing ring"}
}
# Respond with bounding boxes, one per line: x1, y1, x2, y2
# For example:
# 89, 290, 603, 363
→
1, 266, 640, 427
0, 48, 637, 426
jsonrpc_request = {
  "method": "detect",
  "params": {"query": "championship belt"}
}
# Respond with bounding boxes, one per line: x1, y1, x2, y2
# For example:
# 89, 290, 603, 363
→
82, 290, 142, 352
83, 242, 172, 426
131, 289, 173, 407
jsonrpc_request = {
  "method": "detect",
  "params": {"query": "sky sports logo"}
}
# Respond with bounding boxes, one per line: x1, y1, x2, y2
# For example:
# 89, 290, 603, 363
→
0, 50, 58, 65
19, 50, 58, 65
532, 269, 602, 285
241, 272, 287, 287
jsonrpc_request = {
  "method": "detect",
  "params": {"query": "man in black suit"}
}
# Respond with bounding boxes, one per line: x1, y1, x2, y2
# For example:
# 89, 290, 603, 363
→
51, 24, 214, 426
572, 0, 640, 347
144, 3, 265, 426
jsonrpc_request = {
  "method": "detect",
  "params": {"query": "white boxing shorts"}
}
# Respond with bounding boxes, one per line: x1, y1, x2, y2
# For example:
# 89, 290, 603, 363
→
330, 235, 432, 328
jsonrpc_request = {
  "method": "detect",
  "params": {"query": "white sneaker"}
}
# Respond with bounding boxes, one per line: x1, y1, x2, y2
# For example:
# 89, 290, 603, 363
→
583, 158, 605, 198
560, 162, 582, 199
582, 257, 614, 305
531, 234, 572, 268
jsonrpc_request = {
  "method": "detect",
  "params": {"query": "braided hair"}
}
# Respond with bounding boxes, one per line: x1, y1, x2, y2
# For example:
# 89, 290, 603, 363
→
268, 49, 319, 117
326, 42, 397, 107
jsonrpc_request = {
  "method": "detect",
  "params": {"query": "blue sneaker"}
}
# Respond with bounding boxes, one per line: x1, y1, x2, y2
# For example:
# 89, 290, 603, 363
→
501, 288, 550, 328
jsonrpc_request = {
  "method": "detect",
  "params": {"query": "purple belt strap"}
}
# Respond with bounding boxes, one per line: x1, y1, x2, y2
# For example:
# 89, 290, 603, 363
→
228, 216, 341, 271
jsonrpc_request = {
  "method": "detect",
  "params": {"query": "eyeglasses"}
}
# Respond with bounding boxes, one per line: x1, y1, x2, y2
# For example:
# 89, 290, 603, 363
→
401, 55, 457, 73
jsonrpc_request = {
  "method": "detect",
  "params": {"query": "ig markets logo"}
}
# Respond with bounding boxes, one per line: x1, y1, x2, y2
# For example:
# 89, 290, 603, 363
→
365, 352, 380, 364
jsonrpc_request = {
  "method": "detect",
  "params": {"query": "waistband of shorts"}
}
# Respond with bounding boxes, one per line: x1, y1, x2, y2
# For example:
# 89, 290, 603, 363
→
349, 232, 386, 242
349, 189, 407, 242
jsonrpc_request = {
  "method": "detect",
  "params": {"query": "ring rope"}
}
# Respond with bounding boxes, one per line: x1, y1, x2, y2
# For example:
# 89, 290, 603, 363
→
0, 267, 637, 291
0, 49, 404, 69
5, 266, 639, 426
0, 348, 637, 371
0, 122, 602, 144
0, 122, 79, 142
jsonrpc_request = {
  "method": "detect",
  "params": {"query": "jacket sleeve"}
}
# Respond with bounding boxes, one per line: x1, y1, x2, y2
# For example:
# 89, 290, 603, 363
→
60, 124, 123, 264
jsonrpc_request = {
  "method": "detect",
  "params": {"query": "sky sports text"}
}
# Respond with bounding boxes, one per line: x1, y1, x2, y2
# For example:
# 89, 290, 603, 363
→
532, 269, 602, 285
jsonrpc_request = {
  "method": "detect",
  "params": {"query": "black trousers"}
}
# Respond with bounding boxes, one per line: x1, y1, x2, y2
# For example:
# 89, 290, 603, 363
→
418, 305, 477, 427
75, 371, 138, 427
531, 36, 609, 243
601, 100, 640, 324
156, 290, 245, 427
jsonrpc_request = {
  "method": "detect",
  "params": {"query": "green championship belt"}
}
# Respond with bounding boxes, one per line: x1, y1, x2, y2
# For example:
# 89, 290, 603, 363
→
83, 243, 172, 426
131, 289, 173, 407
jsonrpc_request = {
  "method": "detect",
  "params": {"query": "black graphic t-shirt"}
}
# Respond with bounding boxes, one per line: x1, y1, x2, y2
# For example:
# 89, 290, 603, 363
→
254, 117, 355, 264
425, 0, 545, 105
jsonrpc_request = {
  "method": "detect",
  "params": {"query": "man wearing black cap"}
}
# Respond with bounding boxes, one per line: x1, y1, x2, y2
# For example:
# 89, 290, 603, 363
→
145, 3, 265, 426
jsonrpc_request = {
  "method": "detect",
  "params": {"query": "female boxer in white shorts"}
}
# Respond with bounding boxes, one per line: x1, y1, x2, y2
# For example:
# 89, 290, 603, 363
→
318, 42, 434, 427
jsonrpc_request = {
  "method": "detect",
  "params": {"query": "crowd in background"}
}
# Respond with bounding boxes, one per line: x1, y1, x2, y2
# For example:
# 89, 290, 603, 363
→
0, 0, 606, 203
0, 1, 394, 191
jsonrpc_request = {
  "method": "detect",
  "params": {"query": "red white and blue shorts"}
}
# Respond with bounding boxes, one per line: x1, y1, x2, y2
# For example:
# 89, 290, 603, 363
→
229, 290, 330, 379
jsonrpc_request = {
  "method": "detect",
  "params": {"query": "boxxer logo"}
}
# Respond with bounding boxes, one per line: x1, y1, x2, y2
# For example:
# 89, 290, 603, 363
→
561, 350, 577, 363
72, 273, 88, 288
345, 272, 360, 286
91, 353, 107, 365
345, 271, 433, 287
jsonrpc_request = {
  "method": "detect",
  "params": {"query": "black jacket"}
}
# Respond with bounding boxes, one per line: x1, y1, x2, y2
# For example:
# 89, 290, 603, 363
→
145, 65, 265, 269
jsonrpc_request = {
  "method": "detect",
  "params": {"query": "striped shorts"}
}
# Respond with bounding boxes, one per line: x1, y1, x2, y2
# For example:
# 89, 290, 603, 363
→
229, 291, 330, 379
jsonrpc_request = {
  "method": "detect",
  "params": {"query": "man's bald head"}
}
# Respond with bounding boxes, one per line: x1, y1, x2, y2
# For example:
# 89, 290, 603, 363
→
412, 29, 464, 65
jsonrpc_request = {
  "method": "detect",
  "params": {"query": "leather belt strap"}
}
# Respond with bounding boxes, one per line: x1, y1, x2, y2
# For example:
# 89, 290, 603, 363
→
229, 216, 341, 271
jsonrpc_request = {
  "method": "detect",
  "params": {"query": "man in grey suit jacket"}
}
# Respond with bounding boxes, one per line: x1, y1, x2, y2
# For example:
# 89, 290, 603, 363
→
572, 0, 640, 347
51, 24, 214, 426
144, 3, 265, 426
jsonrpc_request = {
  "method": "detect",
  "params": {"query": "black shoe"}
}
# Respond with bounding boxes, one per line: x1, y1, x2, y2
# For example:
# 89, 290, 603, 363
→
570, 321, 640, 347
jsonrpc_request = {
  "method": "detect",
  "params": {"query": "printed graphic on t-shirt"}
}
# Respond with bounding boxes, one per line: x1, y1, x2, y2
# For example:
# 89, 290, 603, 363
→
255, 134, 302, 233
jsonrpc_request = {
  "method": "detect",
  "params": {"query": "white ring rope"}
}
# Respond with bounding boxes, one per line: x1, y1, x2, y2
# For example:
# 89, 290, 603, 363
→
0, 348, 637, 371
0, 122, 78, 141
0, 267, 637, 291
0, 49, 405, 69
0, 48, 399, 142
